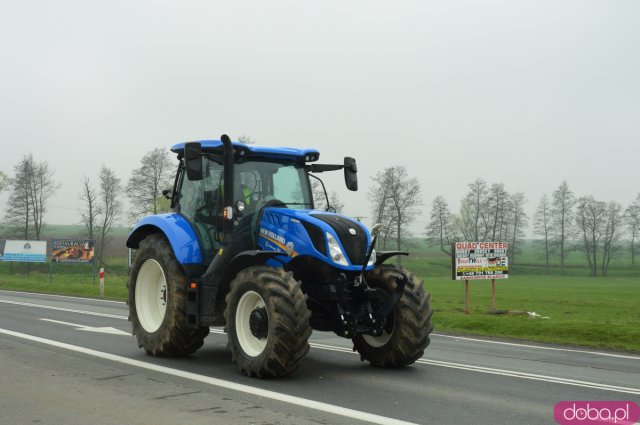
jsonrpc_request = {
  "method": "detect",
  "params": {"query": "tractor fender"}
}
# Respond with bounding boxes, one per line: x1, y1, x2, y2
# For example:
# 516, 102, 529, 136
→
126, 214, 203, 265
212, 250, 284, 316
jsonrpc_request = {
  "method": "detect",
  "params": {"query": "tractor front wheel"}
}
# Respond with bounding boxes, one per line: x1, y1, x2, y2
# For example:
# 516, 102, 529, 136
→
128, 233, 209, 356
353, 266, 433, 368
225, 266, 311, 378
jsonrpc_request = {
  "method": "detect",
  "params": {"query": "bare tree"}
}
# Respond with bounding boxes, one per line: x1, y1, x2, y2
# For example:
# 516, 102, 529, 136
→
5, 155, 33, 238
601, 201, 623, 276
369, 166, 421, 262
0, 171, 8, 193
4, 154, 58, 240
425, 195, 457, 256
79, 177, 101, 240
486, 183, 510, 241
237, 135, 256, 145
311, 180, 344, 213
29, 161, 58, 240
575, 196, 606, 276
97, 166, 122, 267
368, 169, 396, 250
626, 194, 640, 268
551, 181, 575, 272
533, 194, 552, 268
126, 148, 174, 221
508, 192, 528, 265
455, 178, 489, 241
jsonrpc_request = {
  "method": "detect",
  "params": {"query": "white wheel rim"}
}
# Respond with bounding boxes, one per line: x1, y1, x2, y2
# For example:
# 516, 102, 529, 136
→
235, 290, 268, 357
135, 259, 168, 333
362, 319, 394, 347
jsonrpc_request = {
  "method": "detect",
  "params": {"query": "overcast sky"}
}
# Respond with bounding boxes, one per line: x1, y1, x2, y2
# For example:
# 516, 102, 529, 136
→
1, 1, 638, 236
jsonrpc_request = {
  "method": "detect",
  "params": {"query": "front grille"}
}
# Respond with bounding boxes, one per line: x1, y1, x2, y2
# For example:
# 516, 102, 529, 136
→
310, 214, 368, 265
302, 221, 327, 256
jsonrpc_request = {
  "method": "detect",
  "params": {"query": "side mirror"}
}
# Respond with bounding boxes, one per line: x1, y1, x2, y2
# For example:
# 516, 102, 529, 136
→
184, 142, 203, 181
343, 157, 358, 191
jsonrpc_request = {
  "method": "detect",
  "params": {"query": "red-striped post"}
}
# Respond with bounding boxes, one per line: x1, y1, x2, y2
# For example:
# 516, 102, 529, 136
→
99, 268, 105, 298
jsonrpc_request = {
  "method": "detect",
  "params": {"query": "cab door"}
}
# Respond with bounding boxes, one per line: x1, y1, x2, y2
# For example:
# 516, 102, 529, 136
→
175, 157, 224, 264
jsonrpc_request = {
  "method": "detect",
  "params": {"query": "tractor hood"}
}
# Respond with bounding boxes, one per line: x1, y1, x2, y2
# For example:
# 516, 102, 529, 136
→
256, 207, 374, 271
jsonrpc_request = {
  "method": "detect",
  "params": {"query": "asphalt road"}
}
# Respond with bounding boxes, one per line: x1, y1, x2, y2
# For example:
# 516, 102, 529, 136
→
1, 289, 638, 425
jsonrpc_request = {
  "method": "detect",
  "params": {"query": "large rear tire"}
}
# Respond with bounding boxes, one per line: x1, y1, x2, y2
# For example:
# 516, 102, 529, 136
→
128, 233, 209, 356
353, 266, 433, 368
224, 266, 311, 378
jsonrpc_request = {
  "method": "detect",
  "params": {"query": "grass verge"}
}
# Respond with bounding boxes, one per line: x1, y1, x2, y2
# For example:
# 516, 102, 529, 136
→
414, 272, 640, 352
0, 263, 128, 301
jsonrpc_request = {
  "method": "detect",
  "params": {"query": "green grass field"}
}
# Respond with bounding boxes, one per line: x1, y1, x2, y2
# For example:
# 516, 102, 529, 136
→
0, 259, 129, 300
420, 274, 639, 352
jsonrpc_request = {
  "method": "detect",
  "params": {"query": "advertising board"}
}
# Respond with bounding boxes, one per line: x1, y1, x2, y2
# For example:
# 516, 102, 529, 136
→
51, 239, 95, 263
452, 241, 509, 280
0, 240, 47, 263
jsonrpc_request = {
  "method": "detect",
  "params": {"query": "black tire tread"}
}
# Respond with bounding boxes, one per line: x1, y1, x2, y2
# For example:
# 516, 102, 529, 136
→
128, 233, 209, 357
224, 266, 311, 378
353, 265, 433, 368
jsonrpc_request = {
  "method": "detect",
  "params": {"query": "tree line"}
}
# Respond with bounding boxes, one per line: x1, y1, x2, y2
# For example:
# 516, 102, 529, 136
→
1, 148, 174, 267
2, 152, 639, 274
422, 178, 640, 276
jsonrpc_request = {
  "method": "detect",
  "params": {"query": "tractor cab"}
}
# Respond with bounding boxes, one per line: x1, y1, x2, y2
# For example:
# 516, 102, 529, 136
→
173, 150, 313, 262
170, 139, 358, 266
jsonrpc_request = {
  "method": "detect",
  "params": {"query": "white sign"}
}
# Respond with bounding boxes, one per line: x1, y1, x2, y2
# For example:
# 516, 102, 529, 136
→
452, 241, 509, 280
0, 240, 47, 263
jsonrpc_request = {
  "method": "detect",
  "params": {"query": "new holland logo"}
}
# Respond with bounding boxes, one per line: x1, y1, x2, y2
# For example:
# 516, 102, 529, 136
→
348, 228, 357, 236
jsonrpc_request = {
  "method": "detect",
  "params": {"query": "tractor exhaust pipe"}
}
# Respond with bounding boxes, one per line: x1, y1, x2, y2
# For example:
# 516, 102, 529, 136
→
220, 134, 234, 246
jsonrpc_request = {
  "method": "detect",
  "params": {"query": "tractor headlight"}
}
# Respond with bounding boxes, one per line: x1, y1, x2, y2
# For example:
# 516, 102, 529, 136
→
367, 249, 377, 266
326, 232, 348, 266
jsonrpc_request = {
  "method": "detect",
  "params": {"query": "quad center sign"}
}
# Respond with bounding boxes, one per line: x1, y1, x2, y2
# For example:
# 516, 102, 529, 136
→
452, 242, 509, 280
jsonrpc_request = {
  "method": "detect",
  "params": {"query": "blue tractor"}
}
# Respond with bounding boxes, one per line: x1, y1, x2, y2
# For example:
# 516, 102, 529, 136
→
126, 135, 433, 378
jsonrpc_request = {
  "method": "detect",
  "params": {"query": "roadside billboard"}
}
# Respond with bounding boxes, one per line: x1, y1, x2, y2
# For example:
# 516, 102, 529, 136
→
452, 242, 509, 280
51, 239, 96, 263
0, 240, 47, 263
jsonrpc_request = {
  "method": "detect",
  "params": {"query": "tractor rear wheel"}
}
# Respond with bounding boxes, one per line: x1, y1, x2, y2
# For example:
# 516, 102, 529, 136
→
353, 265, 433, 368
128, 233, 209, 356
225, 266, 311, 378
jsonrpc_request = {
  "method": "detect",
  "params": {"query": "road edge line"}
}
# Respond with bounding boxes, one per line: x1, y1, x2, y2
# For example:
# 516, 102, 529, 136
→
0, 327, 417, 425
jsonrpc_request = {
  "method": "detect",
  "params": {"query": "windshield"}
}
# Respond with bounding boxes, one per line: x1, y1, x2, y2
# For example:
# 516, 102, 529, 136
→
236, 160, 313, 209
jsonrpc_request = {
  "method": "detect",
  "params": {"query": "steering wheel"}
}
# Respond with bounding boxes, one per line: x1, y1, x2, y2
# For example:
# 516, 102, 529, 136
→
261, 198, 287, 209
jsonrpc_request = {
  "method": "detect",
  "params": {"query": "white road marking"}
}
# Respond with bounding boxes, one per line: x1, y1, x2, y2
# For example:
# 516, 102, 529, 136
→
0, 289, 124, 304
418, 359, 640, 395
0, 299, 127, 320
4, 291, 636, 361
431, 333, 640, 361
40, 318, 130, 336
4, 296, 640, 395
0, 328, 417, 425
212, 329, 640, 395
